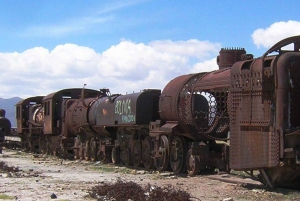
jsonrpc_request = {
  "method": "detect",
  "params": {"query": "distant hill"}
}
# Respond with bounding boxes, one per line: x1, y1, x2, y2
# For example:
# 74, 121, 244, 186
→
0, 97, 23, 127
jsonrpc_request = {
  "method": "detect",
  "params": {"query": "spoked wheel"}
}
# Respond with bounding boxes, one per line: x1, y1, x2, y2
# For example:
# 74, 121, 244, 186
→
90, 139, 98, 162
142, 136, 154, 169
170, 136, 187, 174
154, 135, 169, 171
84, 141, 90, 161
123, 148, 132, 167
112, 147, 120, 164
186, 149, 200, 176
132, 141, 142, 167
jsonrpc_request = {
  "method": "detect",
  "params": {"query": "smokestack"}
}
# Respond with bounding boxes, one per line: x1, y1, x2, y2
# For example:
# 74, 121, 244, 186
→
217, 48, 248, 70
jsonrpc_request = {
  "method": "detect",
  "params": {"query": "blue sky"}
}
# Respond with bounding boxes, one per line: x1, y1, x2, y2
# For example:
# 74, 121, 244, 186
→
0, 0, 300, 98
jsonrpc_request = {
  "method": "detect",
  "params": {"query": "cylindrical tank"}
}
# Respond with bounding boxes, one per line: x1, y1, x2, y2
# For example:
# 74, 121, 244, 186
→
159, 68, 231, 140
64, 97, 108, 138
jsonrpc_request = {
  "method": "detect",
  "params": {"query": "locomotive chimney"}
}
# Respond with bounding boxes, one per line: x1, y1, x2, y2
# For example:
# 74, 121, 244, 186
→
0, 109, 5, 117
217, 48, 247, 70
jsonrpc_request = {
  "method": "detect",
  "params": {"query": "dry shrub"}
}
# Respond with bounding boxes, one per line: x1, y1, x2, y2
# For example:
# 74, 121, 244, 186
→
0, 161, 20, 172
89, 178, 192, 201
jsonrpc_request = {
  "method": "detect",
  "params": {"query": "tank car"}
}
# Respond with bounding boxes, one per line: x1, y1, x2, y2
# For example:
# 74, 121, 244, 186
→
0, 109, 11, 153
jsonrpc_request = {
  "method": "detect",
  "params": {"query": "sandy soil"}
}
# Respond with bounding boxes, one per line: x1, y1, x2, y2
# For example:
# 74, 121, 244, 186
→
0, 149, 300, 201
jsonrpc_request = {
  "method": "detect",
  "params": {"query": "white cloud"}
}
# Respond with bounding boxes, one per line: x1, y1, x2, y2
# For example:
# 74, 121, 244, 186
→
189, 58, 218, 74
0, 39, 220, 98
252, 20, 300, 48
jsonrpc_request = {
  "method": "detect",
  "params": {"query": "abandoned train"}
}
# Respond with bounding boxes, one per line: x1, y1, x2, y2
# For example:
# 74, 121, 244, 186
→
4, 36, 300, 188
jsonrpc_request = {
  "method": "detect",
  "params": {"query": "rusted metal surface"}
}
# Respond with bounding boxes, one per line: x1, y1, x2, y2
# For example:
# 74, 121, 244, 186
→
159, 69, 231, 140
229, 36, 300, 187
43, 88, 99, 135
217, 48, 249, 70
228, 56, 279, 170
8, 35, 300, 189
15, 96, 44, 134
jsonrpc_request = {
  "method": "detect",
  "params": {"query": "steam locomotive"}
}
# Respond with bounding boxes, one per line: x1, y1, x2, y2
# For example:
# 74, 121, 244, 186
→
7, 36, 300, 188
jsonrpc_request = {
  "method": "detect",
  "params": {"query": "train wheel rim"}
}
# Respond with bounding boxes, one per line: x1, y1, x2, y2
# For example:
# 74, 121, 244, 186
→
154, 135, 169, 171
186, 149, 200, 176
142, 136, 154, 169
124, 148, 132, 167
170, 136, 187, 174
131, 141, 142, 167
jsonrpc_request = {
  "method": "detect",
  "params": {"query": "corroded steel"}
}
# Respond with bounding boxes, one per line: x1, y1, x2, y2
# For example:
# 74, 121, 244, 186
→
217, 48, 247, 70
229, 36, 300, 187
8, 35, 300, 189
160, 68, 232, 140
16, 96, 44, 134
43, 88, 100, 135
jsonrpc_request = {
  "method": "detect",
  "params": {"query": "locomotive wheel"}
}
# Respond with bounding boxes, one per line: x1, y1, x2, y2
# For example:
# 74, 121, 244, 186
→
112, 147, 120, 164
186, 149, 200, 176
132, 141, 142, 167
170, 136, 187, 174
90, 139, 98, 162
123, 148, 132, 167
84, 141, 90, 161
142, 136, 154, 169
154, 135, 169, 171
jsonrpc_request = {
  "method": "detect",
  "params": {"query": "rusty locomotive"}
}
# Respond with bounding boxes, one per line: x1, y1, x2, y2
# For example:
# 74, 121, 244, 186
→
9, 36, 300, 188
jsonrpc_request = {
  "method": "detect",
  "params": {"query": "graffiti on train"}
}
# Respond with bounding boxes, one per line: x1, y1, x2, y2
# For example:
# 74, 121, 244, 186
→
115, 99, 136, 123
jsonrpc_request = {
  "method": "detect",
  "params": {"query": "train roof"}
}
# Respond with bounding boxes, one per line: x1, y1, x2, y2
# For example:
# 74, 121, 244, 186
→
15, 96, 44, 106
43, 88, 100, 101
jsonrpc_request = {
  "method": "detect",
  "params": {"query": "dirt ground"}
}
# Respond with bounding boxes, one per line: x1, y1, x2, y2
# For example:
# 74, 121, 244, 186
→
0, 149, 300, 201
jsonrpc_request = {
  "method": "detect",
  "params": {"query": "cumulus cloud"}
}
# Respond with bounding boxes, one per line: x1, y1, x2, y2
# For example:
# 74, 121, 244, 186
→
252, 20, 300, 48
0, 39, 220, 98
